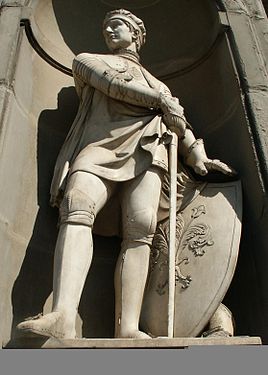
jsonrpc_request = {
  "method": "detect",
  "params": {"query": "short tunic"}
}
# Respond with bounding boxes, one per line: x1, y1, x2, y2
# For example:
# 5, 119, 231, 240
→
50, 53, 171, 203
69, 64, 169, 180
50, 52, 204, 236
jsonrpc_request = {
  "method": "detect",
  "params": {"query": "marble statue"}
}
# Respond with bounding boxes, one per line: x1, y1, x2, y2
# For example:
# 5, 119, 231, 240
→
17, 9, 234, 340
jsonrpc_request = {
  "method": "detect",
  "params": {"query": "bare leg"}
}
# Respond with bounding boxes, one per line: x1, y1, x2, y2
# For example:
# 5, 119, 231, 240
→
114, 242, 151, 338
50, 224, 93, 338
17, 171, 116, 339
115, 168, 163, 338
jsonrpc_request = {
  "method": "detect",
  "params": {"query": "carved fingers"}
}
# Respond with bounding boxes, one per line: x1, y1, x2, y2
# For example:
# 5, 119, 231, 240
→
162, 113, 187, 138
184, 139, 237, 176
191, 159, 236, 176
160, 95, 184, 117
192, 161, 209, 176
204, 159, 236, 176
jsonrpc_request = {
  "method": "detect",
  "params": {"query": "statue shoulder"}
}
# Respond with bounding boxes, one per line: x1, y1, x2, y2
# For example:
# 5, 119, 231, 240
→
140, 66, 171, 94
74, 52, 103, 64
74, 53, 125, 71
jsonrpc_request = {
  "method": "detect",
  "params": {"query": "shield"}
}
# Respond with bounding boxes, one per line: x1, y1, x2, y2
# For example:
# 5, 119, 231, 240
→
140, 180, 242, 337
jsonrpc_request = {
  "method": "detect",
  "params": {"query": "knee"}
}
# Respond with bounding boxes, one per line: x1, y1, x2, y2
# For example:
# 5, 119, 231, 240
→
59, 188, 96, 227
123, 208, 157, 245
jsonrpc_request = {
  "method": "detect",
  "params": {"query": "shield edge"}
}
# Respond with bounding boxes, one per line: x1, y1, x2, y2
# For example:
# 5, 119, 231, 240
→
178, 181, 242, 337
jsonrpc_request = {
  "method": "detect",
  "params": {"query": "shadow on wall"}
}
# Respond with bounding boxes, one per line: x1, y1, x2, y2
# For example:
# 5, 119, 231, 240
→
10, 87, 120, 339
51, 0, 219, 68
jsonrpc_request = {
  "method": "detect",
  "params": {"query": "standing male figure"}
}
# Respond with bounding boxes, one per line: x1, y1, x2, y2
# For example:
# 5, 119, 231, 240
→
17, 9, 233, 339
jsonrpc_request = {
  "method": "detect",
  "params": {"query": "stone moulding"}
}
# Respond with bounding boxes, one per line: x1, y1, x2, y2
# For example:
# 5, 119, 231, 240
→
20, 19, 73, 76
3, 336, 262, 349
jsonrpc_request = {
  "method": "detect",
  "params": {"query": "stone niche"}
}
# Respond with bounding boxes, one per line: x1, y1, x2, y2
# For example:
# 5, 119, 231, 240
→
0, 0, 268, 344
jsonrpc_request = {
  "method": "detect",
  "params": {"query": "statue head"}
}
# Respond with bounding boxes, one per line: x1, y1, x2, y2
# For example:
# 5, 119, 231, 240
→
103, 9, 146, 52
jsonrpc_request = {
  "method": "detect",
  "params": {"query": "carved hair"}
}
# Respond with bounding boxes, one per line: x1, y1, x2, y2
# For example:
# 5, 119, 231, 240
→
103, 9, 146, 51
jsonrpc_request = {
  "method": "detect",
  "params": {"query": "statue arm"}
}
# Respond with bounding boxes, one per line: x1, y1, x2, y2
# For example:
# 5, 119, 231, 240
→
179, 129, 235, 176
73, 53, 193, 138
72, 53, 162, 109
158, 76, 235, 176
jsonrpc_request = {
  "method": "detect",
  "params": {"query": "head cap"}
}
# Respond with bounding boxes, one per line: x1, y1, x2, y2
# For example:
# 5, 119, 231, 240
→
103, 9, 146, 50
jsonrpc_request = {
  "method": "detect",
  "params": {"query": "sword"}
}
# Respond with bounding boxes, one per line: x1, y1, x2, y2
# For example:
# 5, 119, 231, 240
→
168, 131, 178, 338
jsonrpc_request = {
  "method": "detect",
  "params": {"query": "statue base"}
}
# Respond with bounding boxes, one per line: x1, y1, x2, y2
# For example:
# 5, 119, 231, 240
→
4, 336, 262, 349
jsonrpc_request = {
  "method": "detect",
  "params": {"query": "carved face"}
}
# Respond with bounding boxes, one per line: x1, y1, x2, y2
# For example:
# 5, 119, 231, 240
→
103, 18, 136, 51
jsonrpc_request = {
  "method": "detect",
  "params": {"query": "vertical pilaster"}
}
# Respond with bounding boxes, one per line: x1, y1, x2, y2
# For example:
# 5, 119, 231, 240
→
221, 0, 268, 190
220, 0, 268, 342
0, 0, 27, 345
0, 0, 28, 157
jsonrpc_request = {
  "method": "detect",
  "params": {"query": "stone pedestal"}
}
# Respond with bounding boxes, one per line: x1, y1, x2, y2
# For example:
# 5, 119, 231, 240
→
4, 336, 262, 349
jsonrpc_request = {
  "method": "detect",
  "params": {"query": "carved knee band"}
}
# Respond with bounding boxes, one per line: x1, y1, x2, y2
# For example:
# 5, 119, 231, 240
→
123, 208, 157, 246
59, 188, 96, 227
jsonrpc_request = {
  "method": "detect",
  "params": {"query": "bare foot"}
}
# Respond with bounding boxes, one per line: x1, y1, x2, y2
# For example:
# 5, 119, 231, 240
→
16, 312, 76, 339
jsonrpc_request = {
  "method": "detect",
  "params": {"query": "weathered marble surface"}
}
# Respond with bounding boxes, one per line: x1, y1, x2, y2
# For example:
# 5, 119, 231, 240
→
16, 8, 235, 342
4, 336, 262, 349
